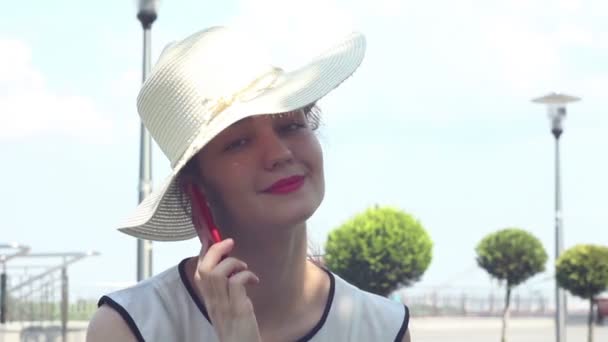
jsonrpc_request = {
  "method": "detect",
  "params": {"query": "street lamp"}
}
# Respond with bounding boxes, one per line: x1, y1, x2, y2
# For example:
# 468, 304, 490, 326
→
136, 0, 159, 282
532, 92, 581, 342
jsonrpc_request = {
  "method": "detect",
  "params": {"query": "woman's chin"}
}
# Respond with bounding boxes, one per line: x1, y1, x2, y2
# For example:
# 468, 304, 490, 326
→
260, 195, 322, 229
235, 184, 324, 231
273, 203, 318, 227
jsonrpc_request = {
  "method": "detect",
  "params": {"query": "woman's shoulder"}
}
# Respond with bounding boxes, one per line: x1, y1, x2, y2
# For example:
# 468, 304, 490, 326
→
89, 260, 190, 342
99, 259, 184, 305
328, 271, 410, 341
330, 271, 408, 311
86, 304, 140, 342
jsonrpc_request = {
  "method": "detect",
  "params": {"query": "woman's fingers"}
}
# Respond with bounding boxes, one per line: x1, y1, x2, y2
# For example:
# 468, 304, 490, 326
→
228, 271, 259, 297
196, 240, 255, 300
213, 257, 248, 277
198, 238, 234, 272
228, 270, 260, 314
192, 239, 262, 341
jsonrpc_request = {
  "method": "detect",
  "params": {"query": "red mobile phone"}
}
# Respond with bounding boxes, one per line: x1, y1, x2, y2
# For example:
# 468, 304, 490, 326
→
186, 184, 222, 244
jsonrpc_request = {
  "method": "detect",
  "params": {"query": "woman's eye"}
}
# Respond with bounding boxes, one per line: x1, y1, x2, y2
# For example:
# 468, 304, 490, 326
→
224, 138, 248, 151
281, 122, 306, 133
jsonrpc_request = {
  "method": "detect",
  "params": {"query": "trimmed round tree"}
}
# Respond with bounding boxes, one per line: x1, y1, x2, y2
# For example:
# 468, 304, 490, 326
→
475, 228, 547, 342
324, 206, 433, 296
556, 244, 608, 342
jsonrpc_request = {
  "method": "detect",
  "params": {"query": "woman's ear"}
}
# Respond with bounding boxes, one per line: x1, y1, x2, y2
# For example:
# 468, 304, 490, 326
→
180, 178, 215, 246
178, 175, 194, 204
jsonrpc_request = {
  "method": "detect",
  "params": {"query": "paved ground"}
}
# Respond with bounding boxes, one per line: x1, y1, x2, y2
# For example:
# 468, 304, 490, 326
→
0, 321, 87, 342
410, 317, 608, 342
1, 317, 606, 341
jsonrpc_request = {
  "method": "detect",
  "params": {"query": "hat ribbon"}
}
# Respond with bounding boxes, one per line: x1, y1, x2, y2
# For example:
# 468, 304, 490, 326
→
201, 67, 284, 124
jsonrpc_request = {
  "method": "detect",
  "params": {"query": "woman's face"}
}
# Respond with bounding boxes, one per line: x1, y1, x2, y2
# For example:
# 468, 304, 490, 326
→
193, 109, 324, 234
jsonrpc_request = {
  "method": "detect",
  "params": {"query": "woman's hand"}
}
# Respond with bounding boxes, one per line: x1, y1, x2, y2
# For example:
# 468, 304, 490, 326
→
194, 238, 262, 342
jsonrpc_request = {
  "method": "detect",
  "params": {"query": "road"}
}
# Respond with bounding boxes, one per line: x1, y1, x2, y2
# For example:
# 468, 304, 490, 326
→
410, 317, 607, 342
2, 317, 607, 341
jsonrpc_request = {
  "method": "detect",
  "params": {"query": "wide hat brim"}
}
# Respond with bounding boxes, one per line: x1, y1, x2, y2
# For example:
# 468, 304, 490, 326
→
116, 31, 366, 241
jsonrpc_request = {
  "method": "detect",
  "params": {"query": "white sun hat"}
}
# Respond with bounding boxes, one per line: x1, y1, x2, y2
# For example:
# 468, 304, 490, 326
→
117, 25, 366, 241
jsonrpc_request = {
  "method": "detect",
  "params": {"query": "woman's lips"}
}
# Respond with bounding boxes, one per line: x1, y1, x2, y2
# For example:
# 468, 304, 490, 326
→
263, 175, 306, 194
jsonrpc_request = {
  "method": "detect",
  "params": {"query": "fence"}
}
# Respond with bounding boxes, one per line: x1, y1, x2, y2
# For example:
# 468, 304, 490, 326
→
401, 291, 550, 317
1, 243, 99, 342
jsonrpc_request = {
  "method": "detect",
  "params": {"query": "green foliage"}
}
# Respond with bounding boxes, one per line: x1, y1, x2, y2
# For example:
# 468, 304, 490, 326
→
475, 228, 548, 287
556, 244, 608, 300
324, 206, 433, 296
6, 297, 98, 321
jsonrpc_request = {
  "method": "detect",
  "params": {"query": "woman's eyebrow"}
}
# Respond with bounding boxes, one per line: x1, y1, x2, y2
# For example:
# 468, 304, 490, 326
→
228, 117, 253, 128
227, 112, 297, 131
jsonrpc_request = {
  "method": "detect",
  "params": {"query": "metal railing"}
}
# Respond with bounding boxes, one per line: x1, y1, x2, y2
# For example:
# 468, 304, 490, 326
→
0, 242, 99, 342
401, 291, 550, 317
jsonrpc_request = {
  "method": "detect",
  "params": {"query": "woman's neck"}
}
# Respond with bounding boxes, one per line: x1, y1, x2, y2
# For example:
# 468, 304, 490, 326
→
228, 223, 318, 327
188, 222, 330, 336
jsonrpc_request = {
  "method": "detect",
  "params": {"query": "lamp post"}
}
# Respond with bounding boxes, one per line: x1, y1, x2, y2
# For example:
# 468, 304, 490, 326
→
532, 92, 581, 342
136, 0, 159, 282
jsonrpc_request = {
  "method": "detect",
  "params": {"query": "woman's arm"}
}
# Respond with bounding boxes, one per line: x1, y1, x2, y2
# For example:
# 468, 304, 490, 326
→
401, 329, 411, 342
86, 305, 138, 342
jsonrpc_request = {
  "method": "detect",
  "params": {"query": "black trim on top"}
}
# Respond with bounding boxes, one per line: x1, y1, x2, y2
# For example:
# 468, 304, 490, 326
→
394, 304, 410, 342
98, 295, 146, 342
177, 257, 336, 341
296, 267, 335, 342
178, 257, 212, 323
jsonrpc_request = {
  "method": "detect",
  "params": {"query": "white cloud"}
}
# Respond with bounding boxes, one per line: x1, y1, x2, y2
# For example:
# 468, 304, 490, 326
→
229, 0, 357, 68
558, 0, 583, 12
387, 1, 603, 99
574, 75, 608, 98
364, 0, 407, 17
474, 1, 608, 96
111, 68, 140, 99
0, 39, 44, 90
224, 0, 606, 126
479, 16, 563, 95
0, 38, 113, 143
554, 25, 594, 47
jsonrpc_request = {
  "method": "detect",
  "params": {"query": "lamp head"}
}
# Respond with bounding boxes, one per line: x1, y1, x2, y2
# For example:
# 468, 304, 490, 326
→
137, 0, 160, 28
531, 92, 581, 139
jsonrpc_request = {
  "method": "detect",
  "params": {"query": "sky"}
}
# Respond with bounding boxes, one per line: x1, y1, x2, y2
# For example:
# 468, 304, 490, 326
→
2, 0, 607, 307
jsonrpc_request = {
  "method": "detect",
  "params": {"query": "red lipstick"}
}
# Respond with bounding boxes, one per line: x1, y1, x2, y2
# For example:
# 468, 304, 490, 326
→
263, 175, 305, 194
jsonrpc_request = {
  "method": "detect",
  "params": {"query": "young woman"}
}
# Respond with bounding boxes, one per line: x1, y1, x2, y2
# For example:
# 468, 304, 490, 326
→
87, 25, 411, 342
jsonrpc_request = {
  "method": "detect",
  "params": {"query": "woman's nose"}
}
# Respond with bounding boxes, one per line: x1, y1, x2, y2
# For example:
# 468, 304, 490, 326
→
261, 131, 294, 171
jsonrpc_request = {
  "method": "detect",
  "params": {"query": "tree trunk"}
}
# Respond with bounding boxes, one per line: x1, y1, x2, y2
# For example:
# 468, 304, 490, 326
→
501, 286, 511, 342
588, 297, 594, 342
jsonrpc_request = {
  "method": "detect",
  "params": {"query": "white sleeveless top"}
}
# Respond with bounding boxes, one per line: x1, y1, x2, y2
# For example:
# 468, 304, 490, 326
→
99, 259, 409, 342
